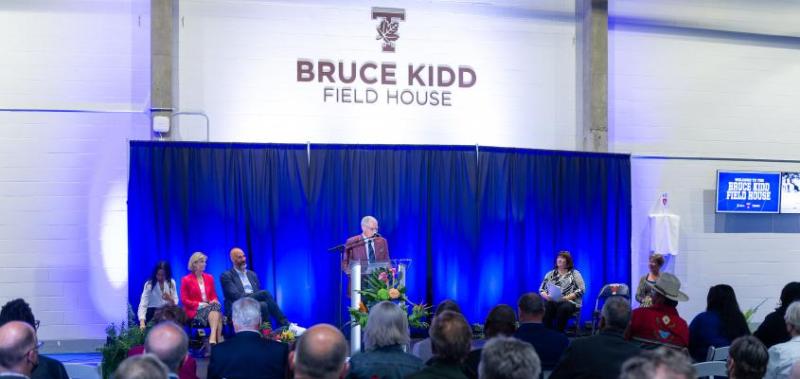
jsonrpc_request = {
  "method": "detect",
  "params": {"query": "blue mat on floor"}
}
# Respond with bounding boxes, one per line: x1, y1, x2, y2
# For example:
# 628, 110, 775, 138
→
46, 353, 102, 366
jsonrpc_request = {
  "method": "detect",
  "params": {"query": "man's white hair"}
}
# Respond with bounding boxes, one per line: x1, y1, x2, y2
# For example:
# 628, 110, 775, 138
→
232, 297, 261, 330
361, 216, 377, 228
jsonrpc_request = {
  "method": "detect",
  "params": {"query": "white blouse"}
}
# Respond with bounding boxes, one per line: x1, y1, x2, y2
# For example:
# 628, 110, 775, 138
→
137, 279, 178, 322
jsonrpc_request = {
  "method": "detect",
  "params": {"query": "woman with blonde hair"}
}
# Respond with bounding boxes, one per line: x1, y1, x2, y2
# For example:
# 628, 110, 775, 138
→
180, 252, 223, 346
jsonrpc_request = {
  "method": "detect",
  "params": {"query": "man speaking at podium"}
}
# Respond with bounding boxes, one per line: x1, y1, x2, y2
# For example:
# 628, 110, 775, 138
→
341, 216, 391, 274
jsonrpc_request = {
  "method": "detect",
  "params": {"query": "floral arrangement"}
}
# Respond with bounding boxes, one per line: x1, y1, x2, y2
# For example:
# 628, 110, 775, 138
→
259, 321, 296, 343
743, 298, 769, 323
99, 305, 146, 379
349, 267, 430, 328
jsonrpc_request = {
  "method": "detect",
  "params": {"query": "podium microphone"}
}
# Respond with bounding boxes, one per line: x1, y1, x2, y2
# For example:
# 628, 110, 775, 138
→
373, 232, 382, 238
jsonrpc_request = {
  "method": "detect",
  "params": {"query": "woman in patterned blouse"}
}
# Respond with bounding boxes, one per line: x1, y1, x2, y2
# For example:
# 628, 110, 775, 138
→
539, 251, 585, 332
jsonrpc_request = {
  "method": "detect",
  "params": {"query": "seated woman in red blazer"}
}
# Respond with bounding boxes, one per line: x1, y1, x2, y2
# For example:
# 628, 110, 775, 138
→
180, 252, 224, 345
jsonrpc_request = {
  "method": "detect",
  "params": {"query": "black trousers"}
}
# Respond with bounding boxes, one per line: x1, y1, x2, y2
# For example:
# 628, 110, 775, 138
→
249, 290, 289, 327
543, 300, 577, 332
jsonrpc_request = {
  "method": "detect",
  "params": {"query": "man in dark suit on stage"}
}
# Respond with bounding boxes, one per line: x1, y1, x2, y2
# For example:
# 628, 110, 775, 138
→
221, 247, 289, 327
550, 296, 641, 379
208, 297, 289, 379
513, 292, 569, 372
341, 216, 390, 274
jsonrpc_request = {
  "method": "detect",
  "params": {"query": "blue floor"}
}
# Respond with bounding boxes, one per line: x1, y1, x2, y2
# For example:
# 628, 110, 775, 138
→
46, 353, 102, 366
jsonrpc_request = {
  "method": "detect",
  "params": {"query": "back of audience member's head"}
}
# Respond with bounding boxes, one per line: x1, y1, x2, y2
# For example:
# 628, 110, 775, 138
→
0, 321, 37, 376
619, 347, 695, 379
727, 335, 768, 379
430, 310, 471, 364
435, 299, 461, 316
483, 304, 516, 338
706, 284, 750, 340
144, 321, 188, 374
151, 305, 186, 325
113, 354, 169, 379
478, 336, 540, 379
600, 296, 630, 332
365, 301, 409, 350
785, 301, 800, 333
232, 297, 262, 331
0, 299, 36, 328
294, 324, 348, 379
779, 282, 800, 311
517, 292, 544, 320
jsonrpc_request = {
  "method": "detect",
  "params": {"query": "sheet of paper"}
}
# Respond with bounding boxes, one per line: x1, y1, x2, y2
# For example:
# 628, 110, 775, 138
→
547, 283, 563, 302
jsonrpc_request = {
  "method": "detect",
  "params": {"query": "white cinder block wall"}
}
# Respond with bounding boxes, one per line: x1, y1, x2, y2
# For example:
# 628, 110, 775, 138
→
0, 0, 150, 340
611, 0, 800, 322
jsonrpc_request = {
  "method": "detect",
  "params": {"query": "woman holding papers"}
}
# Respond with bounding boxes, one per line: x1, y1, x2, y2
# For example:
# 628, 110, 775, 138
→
539, 251, 585, 332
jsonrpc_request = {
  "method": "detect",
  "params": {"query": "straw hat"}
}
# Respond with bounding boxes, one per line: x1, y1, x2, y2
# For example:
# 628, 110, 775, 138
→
651, 272, 689, 302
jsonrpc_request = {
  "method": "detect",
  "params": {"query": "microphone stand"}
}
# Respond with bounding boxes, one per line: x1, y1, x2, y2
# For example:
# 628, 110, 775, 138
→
327, 235, 381, 330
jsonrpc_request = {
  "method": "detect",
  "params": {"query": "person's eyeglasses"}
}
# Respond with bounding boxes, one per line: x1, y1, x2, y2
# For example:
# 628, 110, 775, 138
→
34, 320, 40, 330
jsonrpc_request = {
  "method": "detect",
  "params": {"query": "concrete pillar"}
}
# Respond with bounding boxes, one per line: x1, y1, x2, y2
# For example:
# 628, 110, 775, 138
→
151, 0, 176, 139
576, 0, 608, 152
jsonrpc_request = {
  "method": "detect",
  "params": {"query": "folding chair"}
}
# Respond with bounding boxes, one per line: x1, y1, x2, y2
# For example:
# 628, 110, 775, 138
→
706, 345, 730, 361
591, 283, 630, 334
693, 361, 727, 378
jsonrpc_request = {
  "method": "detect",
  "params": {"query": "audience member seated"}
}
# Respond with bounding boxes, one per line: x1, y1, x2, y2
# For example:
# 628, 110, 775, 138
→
619, 347, 695, 379
550, 296, 640, 379
208, 297, 288, 379
625, 272, 689, 348
0, 298, 68, 379
292, 324, 348, 379
0, 321, 38, 379
347, 301, 423, 379
513, 292, 569, 371
539, 251, 585, 332
221, 247, 289, 328
412, 299, 461, 363
635, 253, 664, 307
114, 354, 170, 379
144, 321, 189, 379
764, 301, 800, 379
406, 311, 472, 379
756, 282, 800, 348
463, 304, 516, 379
138, 261, 178, 329
689, 284, 751, 362
128, 306, 197, 379
727, 335, 768, 379
478, 336, 541, 379
180, 252, 224, 346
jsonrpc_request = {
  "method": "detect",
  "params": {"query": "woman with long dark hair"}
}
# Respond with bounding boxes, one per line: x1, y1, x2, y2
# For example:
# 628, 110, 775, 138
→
137, 260, 177, 329
688, 284, 750, 361
754, 281, 800, 348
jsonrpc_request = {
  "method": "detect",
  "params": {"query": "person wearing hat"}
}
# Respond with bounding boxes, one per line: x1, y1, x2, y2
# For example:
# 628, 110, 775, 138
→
625, 272, 690, 348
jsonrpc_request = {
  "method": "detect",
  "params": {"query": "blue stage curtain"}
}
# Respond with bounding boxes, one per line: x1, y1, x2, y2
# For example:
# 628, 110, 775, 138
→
127, 142, 312, 322
475, 147, 631, 321
128, 142, 630, 326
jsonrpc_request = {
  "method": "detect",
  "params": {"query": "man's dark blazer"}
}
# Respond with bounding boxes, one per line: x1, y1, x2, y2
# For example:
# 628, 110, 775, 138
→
220, 268, 262, 317
341, 234, 390, 272
513, 322, 569, 371
207, 330, 289, 379
32, 355, 69, 379
549, 330, 641, 379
